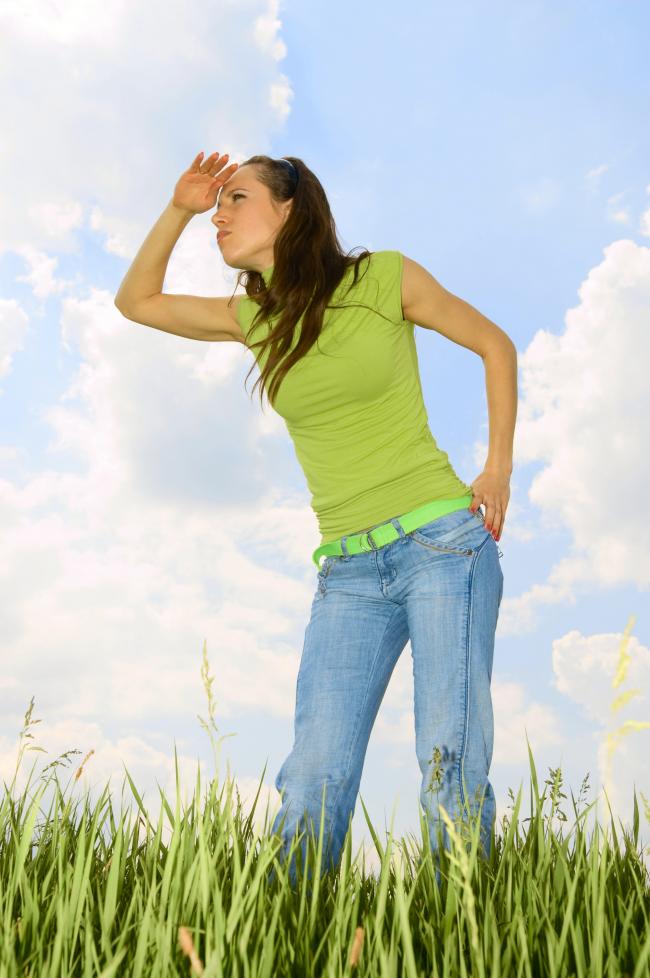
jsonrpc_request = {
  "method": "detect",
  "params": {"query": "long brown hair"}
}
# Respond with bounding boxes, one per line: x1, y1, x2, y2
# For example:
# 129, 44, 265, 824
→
229, 155, 394, 412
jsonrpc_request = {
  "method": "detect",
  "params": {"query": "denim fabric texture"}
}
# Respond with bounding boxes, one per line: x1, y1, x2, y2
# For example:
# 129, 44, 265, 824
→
267, 504, 503, 889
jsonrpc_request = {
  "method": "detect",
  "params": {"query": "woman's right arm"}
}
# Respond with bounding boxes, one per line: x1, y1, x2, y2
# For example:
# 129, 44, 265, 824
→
114, 199, 194, 313
114, 200, 245, 344
114, 151, 245, 343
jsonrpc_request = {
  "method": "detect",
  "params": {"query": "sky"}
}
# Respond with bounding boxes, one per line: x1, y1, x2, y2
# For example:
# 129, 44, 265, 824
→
1, 0, 649, 874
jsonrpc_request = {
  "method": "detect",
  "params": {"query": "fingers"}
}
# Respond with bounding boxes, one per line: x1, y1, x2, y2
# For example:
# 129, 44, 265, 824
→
190, 150, 223, 173
487, 512, 502, 541
469, 492, 503, 541
202, 152, 234, 173
481, 506, 502, 541
190, 150, 207, 172
190, 151, 239, 185
201, 151, 222, 172
215, 163, 239, 183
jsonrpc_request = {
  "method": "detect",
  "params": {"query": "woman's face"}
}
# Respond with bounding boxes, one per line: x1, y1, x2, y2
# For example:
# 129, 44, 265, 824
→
211, 165, 292, 274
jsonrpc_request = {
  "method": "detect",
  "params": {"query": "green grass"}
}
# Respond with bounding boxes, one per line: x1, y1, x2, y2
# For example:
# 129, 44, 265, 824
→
2, 639, 649, 978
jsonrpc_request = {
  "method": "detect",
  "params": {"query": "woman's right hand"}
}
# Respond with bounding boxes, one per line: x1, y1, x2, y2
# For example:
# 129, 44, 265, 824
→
172, 150, 239, 215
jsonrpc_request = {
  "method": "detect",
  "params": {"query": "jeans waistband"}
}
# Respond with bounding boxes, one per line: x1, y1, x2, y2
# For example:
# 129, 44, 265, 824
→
312, 494, 473, 569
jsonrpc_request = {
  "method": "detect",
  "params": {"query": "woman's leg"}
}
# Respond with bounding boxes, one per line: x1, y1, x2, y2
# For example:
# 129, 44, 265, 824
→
402, 508, 503, 877
268, 552, 409, 889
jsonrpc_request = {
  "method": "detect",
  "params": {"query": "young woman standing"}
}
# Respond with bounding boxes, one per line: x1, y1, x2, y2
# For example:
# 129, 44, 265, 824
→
115, 149, 517, 888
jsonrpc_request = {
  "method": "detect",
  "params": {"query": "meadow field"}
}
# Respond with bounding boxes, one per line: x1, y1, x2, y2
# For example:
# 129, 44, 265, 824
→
2, 634, 649, 978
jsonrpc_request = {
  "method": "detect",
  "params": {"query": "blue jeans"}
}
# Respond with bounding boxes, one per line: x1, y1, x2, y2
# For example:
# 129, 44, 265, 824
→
267, 505, 503, 888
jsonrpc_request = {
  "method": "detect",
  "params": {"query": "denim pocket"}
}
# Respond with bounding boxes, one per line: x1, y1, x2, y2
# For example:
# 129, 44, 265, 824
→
411, 507, 488, 556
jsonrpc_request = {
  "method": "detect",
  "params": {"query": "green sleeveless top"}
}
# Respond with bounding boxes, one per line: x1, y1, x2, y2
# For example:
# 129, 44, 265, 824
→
237, 250, 473, 546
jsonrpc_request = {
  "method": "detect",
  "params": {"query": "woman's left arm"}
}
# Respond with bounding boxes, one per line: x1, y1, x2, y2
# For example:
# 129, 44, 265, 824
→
400, 254, 518, 542
468, 345, 518, 542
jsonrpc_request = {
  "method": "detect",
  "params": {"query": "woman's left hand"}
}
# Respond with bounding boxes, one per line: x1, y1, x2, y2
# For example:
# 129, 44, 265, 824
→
468, 467, 511, 541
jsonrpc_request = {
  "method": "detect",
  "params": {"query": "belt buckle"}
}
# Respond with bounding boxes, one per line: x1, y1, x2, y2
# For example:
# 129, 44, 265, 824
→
360, 527, 377, 552
361, 521, 396, 552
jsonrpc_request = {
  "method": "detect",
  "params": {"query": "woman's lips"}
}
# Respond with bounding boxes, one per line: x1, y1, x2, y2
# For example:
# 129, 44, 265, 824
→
217, 230, 231, 242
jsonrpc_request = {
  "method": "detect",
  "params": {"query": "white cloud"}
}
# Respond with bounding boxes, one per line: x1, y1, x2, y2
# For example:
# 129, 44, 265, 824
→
0, 300, 29, 381
0, 0, 128, 46
0, 0, 316, 749
254, 0, 289, 60
639, 203, 650, 238
552, 624, 650, 832
0, 271, 324, 741
0, 0, 293, 255
497, 238, 650, 634
12, 245, 81, 300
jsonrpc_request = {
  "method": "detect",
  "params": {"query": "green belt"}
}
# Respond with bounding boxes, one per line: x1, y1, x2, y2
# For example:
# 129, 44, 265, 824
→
312, 494, 473, 569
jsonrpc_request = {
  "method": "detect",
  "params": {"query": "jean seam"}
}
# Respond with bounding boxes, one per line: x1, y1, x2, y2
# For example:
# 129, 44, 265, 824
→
457, 532, 493, 814
328, 602, 403, 820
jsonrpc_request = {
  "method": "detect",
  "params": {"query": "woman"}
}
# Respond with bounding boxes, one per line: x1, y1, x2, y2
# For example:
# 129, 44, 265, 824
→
115, 150, 517, 889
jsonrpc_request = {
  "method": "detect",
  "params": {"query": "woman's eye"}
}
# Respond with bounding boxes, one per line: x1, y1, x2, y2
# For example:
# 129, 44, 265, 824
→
233, 193, 244, 201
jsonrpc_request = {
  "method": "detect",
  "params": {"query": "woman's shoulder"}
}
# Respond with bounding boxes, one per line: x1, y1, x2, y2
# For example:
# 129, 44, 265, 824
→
343, 248, 402, 282
357, 249, 403, 281
347, 249, 404, 323
369, 248, 403, 267
350, 248, 401, 266
347, 249, 403, 289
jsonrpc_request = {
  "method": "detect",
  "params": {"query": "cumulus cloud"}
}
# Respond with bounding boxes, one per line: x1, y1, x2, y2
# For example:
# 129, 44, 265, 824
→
0, 0, 315, 777
551, 622, 650, 830
0, 0, 292, 255
496, 238, 650, 635
0, 300, 29, 381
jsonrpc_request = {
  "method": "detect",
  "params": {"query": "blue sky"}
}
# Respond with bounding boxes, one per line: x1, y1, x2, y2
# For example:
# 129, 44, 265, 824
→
1, 0, 649, 871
